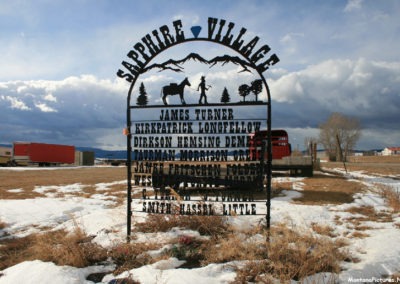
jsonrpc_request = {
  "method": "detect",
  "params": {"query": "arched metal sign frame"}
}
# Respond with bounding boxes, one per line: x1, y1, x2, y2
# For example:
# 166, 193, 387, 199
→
118, 18, 279, 239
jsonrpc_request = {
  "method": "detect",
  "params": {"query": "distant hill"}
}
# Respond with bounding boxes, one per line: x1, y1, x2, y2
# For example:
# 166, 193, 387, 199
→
0, 144, 127, 160
75, 147, 127, 159
0, 144, 12, 148
1, 144, 384, 159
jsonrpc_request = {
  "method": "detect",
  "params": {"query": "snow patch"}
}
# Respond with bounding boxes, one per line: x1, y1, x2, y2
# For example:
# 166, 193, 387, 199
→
0, 260, 114, 284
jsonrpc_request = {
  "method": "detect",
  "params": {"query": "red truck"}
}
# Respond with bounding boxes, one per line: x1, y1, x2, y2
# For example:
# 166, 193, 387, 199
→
249, 129, 292, 160
13, 142, 75, 166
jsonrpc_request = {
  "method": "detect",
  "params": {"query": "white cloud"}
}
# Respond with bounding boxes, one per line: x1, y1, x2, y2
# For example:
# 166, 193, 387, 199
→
4, 96, 31, 111
88, 128, 126, 151
0, 75, 126, 147
43, 93, 57, 102
280, 33, 304, 44
279, 33, 305, 56
270, 73, 303, 103
284, 127, 320, 149
1, 57, 399, 150
1, 0, 399, 150
35, 102, 57, 113
344, 0, 364, 12
17, 85, 28, 93
269, 58, 400, 132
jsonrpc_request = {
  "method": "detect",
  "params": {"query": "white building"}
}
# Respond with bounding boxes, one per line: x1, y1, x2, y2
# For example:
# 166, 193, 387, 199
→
381, 147, 400, 156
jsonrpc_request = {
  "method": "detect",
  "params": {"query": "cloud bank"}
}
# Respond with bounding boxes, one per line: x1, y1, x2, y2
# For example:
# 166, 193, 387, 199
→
1, 0, 400, 150
0, 75, 127, 149
1, 57, 399, 150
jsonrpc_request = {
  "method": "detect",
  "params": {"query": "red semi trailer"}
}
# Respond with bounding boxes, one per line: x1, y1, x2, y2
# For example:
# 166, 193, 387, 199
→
249, 129, 292, 160
13, 142, 75, 166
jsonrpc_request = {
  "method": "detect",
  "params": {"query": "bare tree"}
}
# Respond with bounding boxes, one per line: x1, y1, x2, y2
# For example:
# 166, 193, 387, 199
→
319, 112, 361, 161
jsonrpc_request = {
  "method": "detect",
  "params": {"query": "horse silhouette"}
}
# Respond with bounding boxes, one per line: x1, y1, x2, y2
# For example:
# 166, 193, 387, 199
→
160, 77, 191, 105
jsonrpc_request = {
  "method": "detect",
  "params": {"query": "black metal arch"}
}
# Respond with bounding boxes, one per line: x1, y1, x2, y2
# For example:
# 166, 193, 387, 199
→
125, 36, 273, 240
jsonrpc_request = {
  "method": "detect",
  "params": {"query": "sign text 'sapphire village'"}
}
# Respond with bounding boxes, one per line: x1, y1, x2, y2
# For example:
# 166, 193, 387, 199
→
117, 17, 279, 82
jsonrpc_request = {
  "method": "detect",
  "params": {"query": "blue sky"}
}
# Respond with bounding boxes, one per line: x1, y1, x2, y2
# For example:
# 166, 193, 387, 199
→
1, 0, 399, 150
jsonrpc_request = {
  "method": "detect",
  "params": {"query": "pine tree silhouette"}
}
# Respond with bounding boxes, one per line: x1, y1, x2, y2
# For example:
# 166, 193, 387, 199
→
220, 87, 231, 104
136, 82, 148, 106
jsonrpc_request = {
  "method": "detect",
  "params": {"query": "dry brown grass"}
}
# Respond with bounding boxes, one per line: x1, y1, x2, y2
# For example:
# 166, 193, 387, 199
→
2, 165, 397, 281
0, 227, 108, 270
348, 231, 370, 239
0, 167, 128, 206
0, 234, 36, 270
106, 278, 140, 284
231, 223, 350, 283
109, 242, 162, 274
301, 173, 365, 194
202, 231, 267, 265
0, 220, 6, 230
30, 227, 107, 267
134, 214, 231, 237
133, 214, 233, 269
347, 156, 400, 164
0, 226, 166, 275
134, 215, 351, 282
344, 205, 393, 223
272, 180, 293, 192
334, 215, 344, 226
272, 172, 366, 206
322, 159, 400, 177
375, 184, 400, 213
0, 167, 126, 200
340, 205, 393, 237
311, 222, 337, 237
291, 173, 365, 205
354, 224, 374, 231
0, 214, 354, 283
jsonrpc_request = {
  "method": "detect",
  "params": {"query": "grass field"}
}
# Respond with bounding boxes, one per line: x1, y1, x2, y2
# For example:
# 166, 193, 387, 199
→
1, 158, 400, 283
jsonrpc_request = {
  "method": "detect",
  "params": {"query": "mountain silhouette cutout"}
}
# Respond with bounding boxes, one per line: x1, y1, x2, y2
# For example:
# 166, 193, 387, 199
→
142, 53, 254, 74
208, 55, 252, 73
176, 53, 210, 65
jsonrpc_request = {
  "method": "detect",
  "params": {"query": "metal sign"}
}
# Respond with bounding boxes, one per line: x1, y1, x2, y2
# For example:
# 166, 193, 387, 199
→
118, 17, 279, 239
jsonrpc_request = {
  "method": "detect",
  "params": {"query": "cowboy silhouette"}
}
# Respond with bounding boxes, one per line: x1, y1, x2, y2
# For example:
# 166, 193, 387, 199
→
197, 76, 210, 104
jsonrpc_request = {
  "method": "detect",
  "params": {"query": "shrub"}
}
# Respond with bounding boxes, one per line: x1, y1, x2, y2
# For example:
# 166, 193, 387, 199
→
29, 227, 107, 267
0, 235, 36, 270
0, 227, 107, 270
231, 223, 350, 282
108, 242, 160, 274
134, 214, 231, 237
376, 184, 400, 213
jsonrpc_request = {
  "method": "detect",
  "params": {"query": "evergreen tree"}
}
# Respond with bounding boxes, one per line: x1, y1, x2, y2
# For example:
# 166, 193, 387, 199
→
220, 87, 230, 104
136, 82, 148, 106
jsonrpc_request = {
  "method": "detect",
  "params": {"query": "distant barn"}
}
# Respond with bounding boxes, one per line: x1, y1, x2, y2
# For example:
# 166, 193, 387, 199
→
381, 147, 400, 156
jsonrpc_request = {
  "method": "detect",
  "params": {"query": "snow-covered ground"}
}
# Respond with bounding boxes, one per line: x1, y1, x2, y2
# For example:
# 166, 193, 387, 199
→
1, 167, 399, 283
